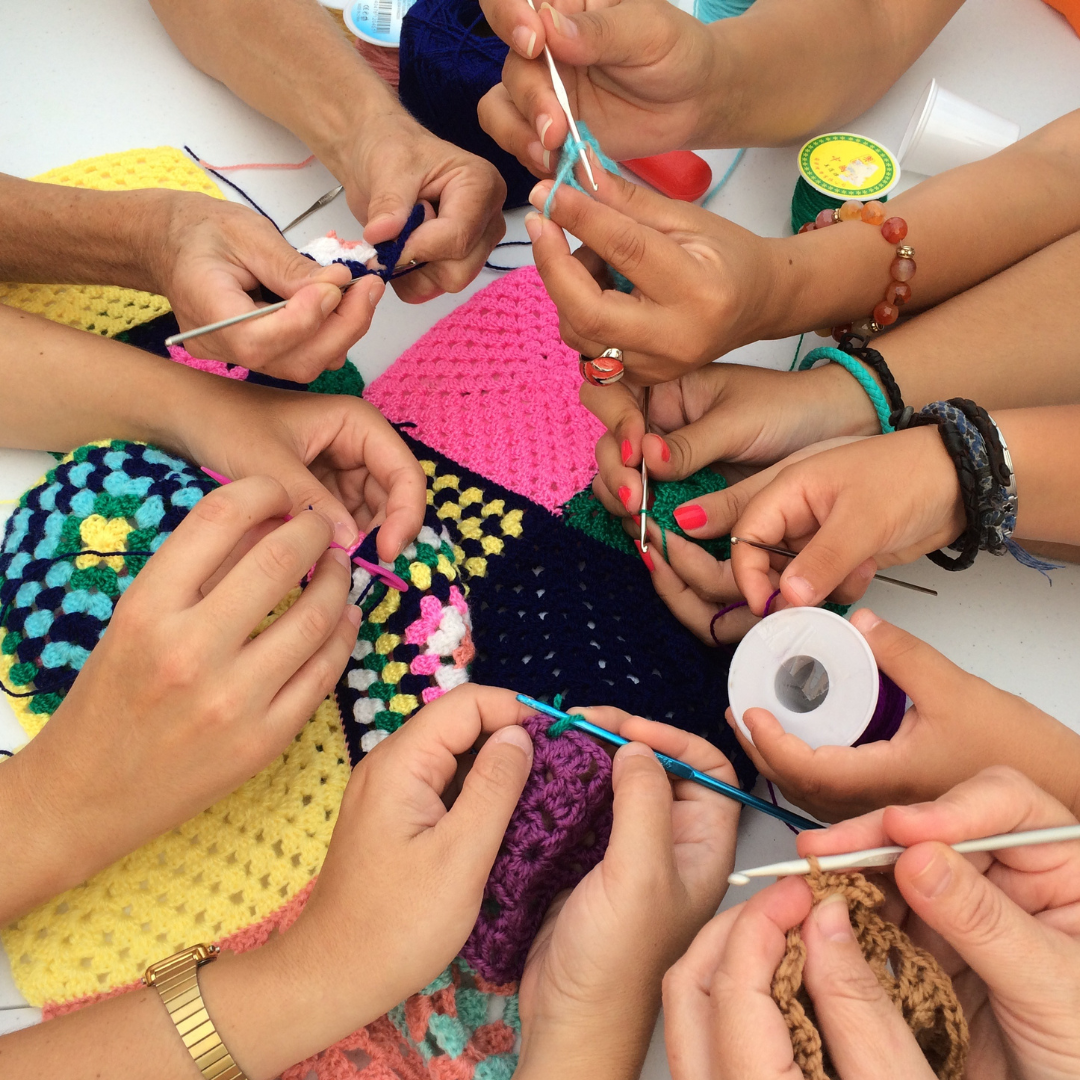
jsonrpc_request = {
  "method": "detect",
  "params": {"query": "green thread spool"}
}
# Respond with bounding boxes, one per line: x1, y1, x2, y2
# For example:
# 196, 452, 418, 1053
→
792, 132, 900, 234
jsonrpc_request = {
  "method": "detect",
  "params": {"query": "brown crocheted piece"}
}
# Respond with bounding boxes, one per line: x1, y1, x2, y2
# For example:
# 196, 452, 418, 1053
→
771, 859, 969, 1080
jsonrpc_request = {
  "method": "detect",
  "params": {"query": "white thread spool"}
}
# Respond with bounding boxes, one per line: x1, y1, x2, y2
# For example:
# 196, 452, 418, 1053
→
728, 607, 879, 749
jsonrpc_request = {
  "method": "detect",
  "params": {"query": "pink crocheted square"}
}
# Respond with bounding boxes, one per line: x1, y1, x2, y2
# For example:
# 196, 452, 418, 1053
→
365, 267, 605, 512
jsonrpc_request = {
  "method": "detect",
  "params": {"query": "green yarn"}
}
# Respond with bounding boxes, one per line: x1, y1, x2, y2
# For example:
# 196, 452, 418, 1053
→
562, 466, 731, 561
547, 714, 575, 738
307, 359, 365, 397
790, 175, 888, 234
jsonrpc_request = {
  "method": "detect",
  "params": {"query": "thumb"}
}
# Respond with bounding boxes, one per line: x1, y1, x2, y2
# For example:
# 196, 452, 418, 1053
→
896, 841, 1059, 1000
361, 161, 420, 248
606, 743, 675, 873
238, 230, 351, 305
441, 724, 534, 884
849, 608, 958, 706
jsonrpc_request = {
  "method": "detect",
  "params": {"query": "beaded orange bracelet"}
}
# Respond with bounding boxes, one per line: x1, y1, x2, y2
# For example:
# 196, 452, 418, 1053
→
801, 199, 915, 341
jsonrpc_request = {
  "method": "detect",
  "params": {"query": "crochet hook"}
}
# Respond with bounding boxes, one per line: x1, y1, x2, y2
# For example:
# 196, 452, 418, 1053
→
727, 823, 1080, 885
640, 386, 651, 553
525, 0, 598, 192
516, 694, 823, 831
281, 183, 345, 233
730, 537, 939, 596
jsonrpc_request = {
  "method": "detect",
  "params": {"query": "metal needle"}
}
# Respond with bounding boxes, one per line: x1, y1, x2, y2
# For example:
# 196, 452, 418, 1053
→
730, 536, 938, 597
280, 184, 344, 234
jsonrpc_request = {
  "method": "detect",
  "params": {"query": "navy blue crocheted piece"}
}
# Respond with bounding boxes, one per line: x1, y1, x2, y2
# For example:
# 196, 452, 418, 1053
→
334, 433, 753, 790
0, 442, 213, 714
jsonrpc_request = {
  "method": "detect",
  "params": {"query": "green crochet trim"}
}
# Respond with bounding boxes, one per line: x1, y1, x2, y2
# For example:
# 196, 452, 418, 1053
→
307, 359, 365, 397
562, 466, 732, 560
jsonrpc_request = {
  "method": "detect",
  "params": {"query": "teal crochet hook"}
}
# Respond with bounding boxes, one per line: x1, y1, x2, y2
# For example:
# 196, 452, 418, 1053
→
515, 694, 823, 831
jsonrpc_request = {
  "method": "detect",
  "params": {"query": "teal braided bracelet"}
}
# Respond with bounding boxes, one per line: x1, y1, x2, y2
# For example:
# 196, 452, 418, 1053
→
799, 346, 895, 434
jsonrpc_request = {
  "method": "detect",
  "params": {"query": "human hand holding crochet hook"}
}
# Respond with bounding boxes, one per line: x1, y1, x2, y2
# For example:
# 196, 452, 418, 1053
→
664, 769, 1080, 1080
514, 707, 739, 1080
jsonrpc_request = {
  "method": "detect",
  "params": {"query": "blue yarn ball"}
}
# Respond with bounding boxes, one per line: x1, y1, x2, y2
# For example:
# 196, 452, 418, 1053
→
399, 0, 537, 208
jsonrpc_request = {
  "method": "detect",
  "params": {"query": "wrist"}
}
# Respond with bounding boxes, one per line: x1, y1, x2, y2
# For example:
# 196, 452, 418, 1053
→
308, 85, 409, 185
809, 362, 882, 438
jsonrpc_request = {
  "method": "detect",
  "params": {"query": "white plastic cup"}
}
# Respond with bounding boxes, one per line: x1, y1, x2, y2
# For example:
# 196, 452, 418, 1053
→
898, 79, 1020, 177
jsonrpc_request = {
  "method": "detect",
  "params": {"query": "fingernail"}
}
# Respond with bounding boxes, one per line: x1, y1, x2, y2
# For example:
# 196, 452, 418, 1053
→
851, 607, 882, 633
524, 212, 543, 242
512, 25, 537, 58
617, 742, 654, 760
621, 439, 632, 465
329, 547, 351, 569
785, 575, 816, 605
367, 279, 385, 306
814, 893, 853, 942
657, 437, 671, 463
528, 181, 548, 210
490, 724, 534, 756
543, 3, 577, 37
528, 140, 546, 169
345, 604, 362, 629
334, 520, 359, 549
537, 113, 553, 147
673, 504, 707, 531
908, 846, 952, 899
542, 148, 552, 172
634, 539, 654, 572
617, 486, 632, 512
319, 288, 340, 318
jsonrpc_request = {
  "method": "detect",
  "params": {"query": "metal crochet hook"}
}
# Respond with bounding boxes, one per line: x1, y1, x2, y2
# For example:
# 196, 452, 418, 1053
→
281, 183, 345, 233
516, 694, 823, 831
730, 536, 938, 597
162, 264, 416, 348
524, 0, 598, 192
728, 823, 1080, 885
639, 386, 652, 553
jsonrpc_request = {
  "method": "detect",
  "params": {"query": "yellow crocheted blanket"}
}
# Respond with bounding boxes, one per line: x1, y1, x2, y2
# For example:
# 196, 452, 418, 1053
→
0, 147, 223, 337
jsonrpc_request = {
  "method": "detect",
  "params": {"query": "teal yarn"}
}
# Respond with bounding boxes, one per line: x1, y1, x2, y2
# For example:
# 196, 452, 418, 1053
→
799, 347, 895, 433
543, 121, 621, 218
694, 0, 754, 21
791, 175, 888, 234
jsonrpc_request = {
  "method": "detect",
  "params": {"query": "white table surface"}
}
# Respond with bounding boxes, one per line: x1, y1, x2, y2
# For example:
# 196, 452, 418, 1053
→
2, 0, 1079, 1068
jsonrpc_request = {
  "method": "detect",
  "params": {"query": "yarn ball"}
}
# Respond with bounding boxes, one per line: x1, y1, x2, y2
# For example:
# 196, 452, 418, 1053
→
399, 0, 536, 208
462, 714, 614, 983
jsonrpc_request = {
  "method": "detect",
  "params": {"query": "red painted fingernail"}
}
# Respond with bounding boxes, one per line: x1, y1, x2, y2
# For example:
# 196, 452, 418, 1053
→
673, 504, 707, 531
658, 437, 671, 463
634, 539, 655, 572
617, 486, 632, 512
621, 439, 632, 465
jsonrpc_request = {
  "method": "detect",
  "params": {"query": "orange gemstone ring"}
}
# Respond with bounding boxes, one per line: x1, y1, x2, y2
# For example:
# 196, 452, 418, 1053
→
579, 348, 625, 386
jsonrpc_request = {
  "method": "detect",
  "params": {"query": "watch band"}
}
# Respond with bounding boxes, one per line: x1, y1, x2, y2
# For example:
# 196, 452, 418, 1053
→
144, 944, 248, 1080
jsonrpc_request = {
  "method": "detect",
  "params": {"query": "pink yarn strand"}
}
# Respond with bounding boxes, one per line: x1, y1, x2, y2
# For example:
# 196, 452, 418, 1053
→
193, 154, 317, 171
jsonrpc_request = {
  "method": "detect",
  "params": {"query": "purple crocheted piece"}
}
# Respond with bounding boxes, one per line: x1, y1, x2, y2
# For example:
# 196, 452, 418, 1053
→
461, 714, 614, 983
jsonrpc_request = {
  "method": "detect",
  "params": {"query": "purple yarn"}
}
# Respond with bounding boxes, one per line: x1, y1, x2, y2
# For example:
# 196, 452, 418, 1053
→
461, 714, 613, 983
853, 672, 908, 745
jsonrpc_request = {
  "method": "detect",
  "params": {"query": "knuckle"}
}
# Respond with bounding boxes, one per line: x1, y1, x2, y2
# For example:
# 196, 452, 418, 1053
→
947, 877, 1007, 947
605, 226, 648, 273
473, 746, 522, 793
191, 488, 245, 530
253, 535, 303, 580
293, 601, 336, 646
816, 956, 887, 1005
157, 647, 204, 692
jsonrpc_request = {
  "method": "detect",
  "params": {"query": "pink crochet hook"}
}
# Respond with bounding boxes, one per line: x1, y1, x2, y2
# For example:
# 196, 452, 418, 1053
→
200, 466, 409, 591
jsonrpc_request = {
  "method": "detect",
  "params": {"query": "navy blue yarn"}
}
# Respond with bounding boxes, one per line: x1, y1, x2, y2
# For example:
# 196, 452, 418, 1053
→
386, 433, 755, 792
399, 0, 537, 209
485, 240, 533, 272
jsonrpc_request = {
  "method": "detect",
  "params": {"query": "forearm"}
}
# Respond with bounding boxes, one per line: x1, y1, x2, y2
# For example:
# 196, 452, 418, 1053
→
774, 111, 1080, 335
702, 0, 962, 148
0, 175, 170, 291
149, 0, 401, 178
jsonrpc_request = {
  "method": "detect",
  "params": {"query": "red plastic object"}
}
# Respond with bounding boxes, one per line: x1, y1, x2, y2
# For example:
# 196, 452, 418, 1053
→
621, 151, 713, 202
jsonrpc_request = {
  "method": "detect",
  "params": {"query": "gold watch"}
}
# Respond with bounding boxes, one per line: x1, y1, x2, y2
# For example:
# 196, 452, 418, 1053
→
144, 944, 249, 1080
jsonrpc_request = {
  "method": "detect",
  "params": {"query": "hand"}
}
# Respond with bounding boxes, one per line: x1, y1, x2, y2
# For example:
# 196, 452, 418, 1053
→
169, 379, 427, 560
478, 0, 721, 171
333, 112, 507, 303
1, 478, 359, 922
799, 767, 1080, 1079
515, 709, 740, 1080
664, 875, 939, 1079
728, 609, 1080, 822
157, 191, 383, 382
203, 685, 537, 1079
674, 426, 963, 615
523, 169, 791, 381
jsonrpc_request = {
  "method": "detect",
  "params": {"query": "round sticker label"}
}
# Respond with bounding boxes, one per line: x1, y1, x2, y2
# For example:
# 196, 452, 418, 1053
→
798, 133, 899, 199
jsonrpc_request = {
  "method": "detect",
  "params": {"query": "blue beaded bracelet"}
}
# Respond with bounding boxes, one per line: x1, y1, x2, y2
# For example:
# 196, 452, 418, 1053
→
799, 346, 895, 434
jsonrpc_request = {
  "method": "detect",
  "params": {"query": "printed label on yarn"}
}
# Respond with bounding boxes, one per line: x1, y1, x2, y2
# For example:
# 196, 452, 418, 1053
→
798, 133, 900, 199
344, 0, 414, 45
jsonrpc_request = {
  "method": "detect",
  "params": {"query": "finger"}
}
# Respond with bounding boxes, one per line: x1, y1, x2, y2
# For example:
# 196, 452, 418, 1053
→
801, 895, 937, 1078
579, 380, 644, 465
605, 742, 676, 872
480, 0, 546, 58
593, 431, 641, 517
478, 82, 555, 178
263, 602, 361, 743
241, 546, 352, 685
200, 508, 336, 643
135, 477, 293, 607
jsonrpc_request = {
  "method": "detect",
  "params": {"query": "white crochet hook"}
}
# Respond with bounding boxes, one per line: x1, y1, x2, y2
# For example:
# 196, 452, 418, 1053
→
525, 0, 598, 191
727, 823, 1080, 886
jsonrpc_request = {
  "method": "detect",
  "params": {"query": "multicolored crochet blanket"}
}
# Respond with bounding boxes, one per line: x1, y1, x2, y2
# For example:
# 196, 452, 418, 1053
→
0, 265, 748, 1078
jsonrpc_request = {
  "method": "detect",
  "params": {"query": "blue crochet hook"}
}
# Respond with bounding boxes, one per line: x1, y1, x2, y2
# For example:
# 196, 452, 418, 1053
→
516, 694, 823, 831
